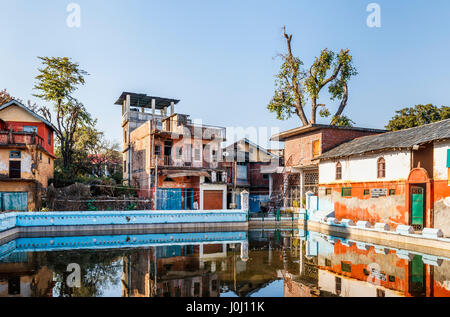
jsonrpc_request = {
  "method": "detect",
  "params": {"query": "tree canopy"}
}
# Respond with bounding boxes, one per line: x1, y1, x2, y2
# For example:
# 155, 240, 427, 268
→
268, 27, 357, 127
386, 104, 450, 131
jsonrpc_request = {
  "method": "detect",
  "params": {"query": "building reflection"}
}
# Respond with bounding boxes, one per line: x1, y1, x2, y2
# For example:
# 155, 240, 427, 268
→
0, 252, 54, 297
280, 231, 450, 297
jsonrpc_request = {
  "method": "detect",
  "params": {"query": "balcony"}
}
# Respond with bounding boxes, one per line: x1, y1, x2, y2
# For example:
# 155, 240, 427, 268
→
0, 131, 44, 148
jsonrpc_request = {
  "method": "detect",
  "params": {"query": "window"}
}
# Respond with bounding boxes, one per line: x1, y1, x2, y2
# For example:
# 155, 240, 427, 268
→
389, 189, 396, 196
48, 131, 51, 145
48, 157, 51, 164
194, 149, 201, 161
123, 130, 127, 144
9, 151, 21, 159
325, 188, 332, 195
123, 160, 127, 173
40, 152, 42, 161
263, 174, 269, 180
388, 275, 396, 282
364, 189, 370, 196
212, 150, 217, 163
336, 162, 342, 180
335, 277, 342, 295
377, 157, 386, 178
8, 277, 20, 295
9, 161, 21, 178
376, 289, 386, 297
155, 145, 162, 156
176, 147, 183, 158
312, 140, 320, 158
341, 262, 352, 273
342, 187, 352, 197
23, 126, 37, 133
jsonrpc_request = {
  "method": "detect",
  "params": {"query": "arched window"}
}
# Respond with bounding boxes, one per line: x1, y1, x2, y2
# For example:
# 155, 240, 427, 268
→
336, 162, 342, 180
377, 157, 386, 178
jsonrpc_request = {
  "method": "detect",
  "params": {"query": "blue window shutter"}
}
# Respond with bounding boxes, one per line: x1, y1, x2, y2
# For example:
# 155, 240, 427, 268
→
447, 149, 450, 168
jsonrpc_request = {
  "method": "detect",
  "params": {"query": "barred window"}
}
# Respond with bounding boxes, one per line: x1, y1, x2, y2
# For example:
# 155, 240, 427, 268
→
336, 162, 342, 180
377, 157, 386, 178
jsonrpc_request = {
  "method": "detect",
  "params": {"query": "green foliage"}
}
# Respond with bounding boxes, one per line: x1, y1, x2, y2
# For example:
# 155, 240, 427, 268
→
33, 57, 88, 104
267, 28, 357, 126
331, 115, 355, 127
267, 57, 305, 121
386, 104, 450, 131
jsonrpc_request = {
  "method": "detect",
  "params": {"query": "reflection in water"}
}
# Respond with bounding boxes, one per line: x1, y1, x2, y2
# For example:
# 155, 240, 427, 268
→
0, 229, 449, 297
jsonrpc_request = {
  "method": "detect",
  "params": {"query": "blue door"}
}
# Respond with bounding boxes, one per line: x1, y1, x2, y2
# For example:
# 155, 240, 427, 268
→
1, 192, 28, 211
156, 189, 182, 210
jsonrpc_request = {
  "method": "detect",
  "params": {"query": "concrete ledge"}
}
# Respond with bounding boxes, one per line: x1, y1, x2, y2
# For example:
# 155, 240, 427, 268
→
396, 225, 415, 235
356, 221, 371, 229
374, 223, 390, 231
300, 220, 450, 258
423, 228, 444, 239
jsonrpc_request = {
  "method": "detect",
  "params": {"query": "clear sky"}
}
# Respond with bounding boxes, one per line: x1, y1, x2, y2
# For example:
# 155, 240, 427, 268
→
1, 0, 450, 149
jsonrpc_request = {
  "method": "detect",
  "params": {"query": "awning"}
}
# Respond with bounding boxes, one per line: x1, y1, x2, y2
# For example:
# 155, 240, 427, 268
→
161, 170, 210, 178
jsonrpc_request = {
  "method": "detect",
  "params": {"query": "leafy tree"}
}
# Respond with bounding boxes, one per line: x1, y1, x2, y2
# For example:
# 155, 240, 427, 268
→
268, 27, 357, 127
33, 56, 90, 169
386, 104, 450, 131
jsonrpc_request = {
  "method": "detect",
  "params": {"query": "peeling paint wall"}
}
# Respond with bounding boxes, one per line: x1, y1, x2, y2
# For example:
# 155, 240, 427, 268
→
433, 140, 450, 236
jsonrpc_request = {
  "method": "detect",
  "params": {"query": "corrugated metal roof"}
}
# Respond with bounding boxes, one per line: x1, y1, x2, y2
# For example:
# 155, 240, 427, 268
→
317, 119, 450, 161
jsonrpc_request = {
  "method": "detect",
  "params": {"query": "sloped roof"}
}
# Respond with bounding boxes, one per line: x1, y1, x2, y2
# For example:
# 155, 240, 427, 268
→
270, 124, 386, 141
0, 99, 55, 131
317, 119, 450, 161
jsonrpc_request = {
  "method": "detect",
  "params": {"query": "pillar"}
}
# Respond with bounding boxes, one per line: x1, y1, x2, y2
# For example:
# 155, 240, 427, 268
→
241, 190, 249, 213
170, 101, 175, 115
152, 99, 156, 116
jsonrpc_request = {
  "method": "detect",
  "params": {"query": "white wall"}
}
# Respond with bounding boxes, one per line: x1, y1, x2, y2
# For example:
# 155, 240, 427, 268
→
434, 140, 450, 180
319, 150, 411, 184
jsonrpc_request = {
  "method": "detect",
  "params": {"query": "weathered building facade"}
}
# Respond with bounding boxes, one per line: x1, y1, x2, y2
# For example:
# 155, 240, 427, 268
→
0, 100, 55, 211
316, 119, 450, 234
221, 138, 281, 212
269, 125, 384, 209
117, 92, 227, 210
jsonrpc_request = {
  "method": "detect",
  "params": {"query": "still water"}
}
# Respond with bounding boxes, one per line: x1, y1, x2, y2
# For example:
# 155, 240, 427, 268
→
0, 229, 449, 297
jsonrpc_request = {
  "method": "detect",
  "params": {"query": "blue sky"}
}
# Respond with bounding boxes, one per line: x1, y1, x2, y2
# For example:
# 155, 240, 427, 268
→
1, 0, 450, 148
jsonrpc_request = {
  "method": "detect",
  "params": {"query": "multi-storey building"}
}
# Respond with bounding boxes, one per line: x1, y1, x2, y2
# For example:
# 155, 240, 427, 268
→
116, 92, 227, 210
0, 100, 55, 211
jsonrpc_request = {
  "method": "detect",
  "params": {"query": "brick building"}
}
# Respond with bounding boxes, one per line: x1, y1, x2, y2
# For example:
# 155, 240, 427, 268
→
316, 119, 450, 234
116, 92, 227, 210
269, 124, 384, 209
221, 138, 281, 212
0, 100, 55, 211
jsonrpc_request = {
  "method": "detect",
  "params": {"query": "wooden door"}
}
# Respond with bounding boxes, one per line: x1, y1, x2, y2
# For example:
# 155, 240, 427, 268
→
203, 190, 223, 210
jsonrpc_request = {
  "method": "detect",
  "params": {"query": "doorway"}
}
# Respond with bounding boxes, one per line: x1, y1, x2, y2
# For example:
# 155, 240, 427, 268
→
411, 185, 425, 230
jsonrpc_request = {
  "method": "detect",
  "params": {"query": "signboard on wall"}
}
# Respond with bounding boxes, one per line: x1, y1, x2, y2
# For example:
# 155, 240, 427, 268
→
371, 188, 387, 198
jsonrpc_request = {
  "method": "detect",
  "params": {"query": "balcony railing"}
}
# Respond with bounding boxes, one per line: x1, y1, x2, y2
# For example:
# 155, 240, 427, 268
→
0, 131, 44, 147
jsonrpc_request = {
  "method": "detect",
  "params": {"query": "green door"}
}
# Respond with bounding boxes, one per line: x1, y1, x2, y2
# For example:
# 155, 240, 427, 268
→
411, 187, 424, 230
409, 255, 425, 295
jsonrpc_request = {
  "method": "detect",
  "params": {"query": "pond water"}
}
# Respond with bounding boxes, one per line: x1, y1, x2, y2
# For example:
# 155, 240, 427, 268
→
0, 229, 449, 297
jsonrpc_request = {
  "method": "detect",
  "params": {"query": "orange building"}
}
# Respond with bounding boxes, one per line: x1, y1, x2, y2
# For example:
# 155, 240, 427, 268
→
0, 100, 55, 211
116, 92, 227, 210
316, 119, 450, 234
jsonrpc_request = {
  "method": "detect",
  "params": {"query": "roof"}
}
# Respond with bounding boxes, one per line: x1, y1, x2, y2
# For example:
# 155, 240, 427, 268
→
270, 124, 386, 141
317, 119, 450, 161
224, 138, 279, 159
0, 99, 55, 131
114, 92, 180, 109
